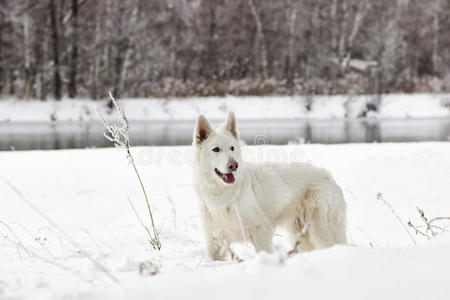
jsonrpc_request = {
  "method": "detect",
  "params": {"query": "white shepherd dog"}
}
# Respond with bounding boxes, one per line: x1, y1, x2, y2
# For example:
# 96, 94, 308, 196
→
193, 112, 347, 260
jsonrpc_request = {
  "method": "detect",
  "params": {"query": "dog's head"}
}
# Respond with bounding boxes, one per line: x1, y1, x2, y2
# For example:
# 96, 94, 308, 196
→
193, 112, 242, 185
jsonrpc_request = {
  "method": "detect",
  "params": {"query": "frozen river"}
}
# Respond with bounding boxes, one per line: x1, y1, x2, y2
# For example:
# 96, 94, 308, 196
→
0, 118, 449, 150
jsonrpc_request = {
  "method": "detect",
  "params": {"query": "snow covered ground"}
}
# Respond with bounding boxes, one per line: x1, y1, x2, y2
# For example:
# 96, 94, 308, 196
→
1, 93, 449, 122
1, 142, 450, 299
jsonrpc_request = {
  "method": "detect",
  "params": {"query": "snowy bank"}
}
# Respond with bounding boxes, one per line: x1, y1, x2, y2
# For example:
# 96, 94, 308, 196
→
1, 142, 450, 299
0, 93, 449, 122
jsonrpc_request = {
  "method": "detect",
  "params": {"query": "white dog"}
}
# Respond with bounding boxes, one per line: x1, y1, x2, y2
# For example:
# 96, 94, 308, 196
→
193, 112, 347, 260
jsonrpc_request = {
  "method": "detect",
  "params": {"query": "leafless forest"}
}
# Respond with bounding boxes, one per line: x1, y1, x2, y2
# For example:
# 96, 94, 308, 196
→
0, 0, 448, 100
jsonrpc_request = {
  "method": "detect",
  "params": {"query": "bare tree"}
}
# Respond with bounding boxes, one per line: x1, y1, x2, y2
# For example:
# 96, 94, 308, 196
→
285, 0, 297, 89
248, 0, 268, 79
338, 0, 370, 71
68, 0, 79, 98
23, 6, 32, 99
0, 0, 448, 99
49, 0, 62, 100
90, 2, 101, 100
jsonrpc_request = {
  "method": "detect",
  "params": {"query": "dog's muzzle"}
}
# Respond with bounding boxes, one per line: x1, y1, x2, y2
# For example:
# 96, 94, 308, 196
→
215, 168, 235, 184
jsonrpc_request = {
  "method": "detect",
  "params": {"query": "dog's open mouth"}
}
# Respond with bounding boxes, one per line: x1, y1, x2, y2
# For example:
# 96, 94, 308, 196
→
215, 168, 235, 184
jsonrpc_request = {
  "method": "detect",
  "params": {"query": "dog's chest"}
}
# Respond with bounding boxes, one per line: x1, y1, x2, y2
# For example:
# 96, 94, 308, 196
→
207, 199, 262, 241
214, 205, 247, 239
210, 203, 239, 224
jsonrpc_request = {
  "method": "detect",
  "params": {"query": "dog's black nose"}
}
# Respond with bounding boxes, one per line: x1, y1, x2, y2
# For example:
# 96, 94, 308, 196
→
228, 160, 238, 171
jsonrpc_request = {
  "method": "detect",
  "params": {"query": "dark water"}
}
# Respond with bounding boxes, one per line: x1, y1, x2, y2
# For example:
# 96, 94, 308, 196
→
0, 118, 449, 151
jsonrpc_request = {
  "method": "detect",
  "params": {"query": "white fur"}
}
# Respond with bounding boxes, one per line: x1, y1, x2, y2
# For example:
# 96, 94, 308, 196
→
193, 112, 347, 260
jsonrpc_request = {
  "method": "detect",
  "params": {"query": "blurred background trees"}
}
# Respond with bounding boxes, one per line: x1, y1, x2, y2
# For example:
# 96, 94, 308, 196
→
0, 0, 448, 100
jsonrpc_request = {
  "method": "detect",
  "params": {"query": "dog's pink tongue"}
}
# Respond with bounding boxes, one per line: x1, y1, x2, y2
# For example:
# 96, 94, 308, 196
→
224, 173, 235, 184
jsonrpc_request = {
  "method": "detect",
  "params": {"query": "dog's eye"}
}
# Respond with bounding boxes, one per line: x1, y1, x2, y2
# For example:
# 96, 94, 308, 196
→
230, 146, 234, 151
212, 147, 220, 152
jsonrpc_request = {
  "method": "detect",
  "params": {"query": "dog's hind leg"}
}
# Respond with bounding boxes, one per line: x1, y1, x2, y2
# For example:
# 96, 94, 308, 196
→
303, 188, 347, 249
286, 215, 316, 253
286, 187, 347, 252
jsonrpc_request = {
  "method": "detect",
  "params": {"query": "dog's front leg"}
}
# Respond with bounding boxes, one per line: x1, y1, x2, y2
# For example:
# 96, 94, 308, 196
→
200, 204, 228, 260
205, 235, 228, 261
250, 225, 274, 254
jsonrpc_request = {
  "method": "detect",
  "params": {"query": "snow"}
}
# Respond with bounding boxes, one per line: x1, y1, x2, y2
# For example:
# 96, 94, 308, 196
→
330, 57, 378, 72
0, 93, 449, 122
379, 94, 450, 118
348, 58, 378, 72
1, 142, 450, 299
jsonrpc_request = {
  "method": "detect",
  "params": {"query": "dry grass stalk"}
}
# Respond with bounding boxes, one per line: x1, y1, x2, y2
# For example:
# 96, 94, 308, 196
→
377, 192, 417, 245
97, 92, 161, 250
0, 177, 118, 283
408, 207, 449, 239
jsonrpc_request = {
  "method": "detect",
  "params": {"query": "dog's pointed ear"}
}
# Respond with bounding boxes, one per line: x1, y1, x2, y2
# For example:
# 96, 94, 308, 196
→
194, 114, 214, 145
224, 111, 238, 139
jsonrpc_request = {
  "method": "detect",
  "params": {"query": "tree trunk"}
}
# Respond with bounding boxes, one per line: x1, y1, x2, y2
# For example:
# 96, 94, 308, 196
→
112, 38, 125, 100
304, 0, 315, 102
9, 70, 16, 95
0, 12, 3, 94
103, 0, 112, 89
432, 11, 439, 75
23, 10, 32, 99
118, 2, 138, 97
347, 0, 368, 56
205, 0, 217, 79
337, 0, 348, 65
331, 0, 338, 53
68, 0, 79, 98
248, 0, 268, 79
112, 2, 125, 99
39, 16, 48, 101
49, 0, 62, 100
285, 0, 297, 90
341, 0, 369, 71
91, 7, 100, 100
